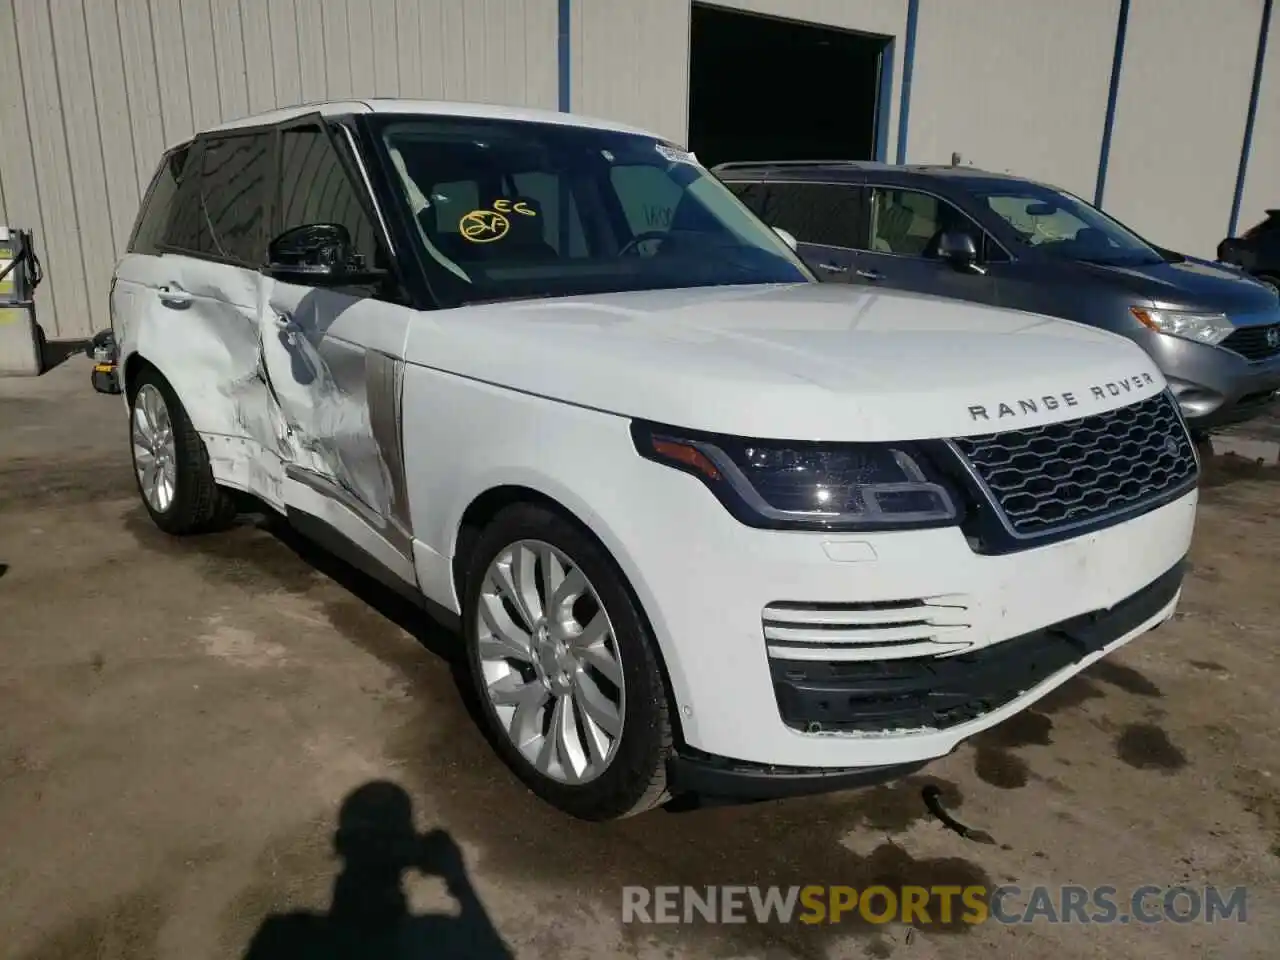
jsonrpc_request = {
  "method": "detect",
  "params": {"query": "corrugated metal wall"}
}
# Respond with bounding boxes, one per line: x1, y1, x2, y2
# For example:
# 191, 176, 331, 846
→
908, 0, 1121, 203
0, 0, 557, 341
1104, 0, 1260, 258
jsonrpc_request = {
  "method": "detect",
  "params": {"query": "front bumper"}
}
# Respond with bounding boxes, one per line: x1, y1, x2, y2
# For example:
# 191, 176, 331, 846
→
668, 551, 1185, 801
768, 557, 1184, 736
602, 457, 1198, 771
1131, 327, 1280, 429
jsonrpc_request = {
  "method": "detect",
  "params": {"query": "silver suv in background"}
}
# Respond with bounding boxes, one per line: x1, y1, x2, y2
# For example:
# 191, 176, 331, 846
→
717, 161, 1280, 434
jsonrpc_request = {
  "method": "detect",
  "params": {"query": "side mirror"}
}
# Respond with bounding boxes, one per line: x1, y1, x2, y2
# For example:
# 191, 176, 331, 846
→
267, 223, 384, 285
937, 230, 983, 273
773, 226, 799, 252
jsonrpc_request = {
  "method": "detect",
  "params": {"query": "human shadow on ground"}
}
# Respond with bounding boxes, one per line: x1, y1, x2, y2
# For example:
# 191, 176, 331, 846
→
240, 780, 513, 960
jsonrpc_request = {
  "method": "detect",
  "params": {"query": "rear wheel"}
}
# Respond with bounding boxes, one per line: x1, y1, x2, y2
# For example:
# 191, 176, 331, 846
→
462, 503, 672, 820
129, 368, 235, 535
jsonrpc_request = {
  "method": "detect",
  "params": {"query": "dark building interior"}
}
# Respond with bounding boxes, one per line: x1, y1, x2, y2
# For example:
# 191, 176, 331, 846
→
687, 3, 890, 168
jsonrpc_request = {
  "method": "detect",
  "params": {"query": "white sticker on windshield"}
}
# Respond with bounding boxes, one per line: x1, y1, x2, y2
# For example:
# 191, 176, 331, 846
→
655, 143, 697, 165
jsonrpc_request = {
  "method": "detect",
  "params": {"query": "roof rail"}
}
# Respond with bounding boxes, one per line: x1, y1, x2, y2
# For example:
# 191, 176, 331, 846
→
710, 159, 862, 171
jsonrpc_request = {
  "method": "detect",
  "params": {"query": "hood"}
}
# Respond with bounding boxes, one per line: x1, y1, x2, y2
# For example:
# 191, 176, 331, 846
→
404, 283, 1168, 442
1076, 254, 1280, 316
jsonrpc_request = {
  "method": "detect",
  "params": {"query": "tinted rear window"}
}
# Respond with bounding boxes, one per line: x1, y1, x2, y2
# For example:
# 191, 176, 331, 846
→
162, 132, 270, 263
197, 134, 272, 263
733, 181, 864, 249
128, 146, 190, 255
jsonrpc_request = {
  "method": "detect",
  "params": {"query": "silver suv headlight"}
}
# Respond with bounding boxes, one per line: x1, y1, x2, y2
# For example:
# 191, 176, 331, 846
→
1130, 307, 1233, 346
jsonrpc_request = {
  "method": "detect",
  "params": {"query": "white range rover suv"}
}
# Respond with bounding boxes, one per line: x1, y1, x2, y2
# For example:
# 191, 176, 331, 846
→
110, 99, 1200, 821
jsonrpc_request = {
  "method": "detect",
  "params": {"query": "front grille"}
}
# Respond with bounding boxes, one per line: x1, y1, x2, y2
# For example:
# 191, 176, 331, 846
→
1221, 323, 1280, 362
951, 392, 1197, 539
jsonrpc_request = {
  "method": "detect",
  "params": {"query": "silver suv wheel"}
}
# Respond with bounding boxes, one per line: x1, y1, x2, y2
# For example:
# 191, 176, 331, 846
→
131, 382, 177, 514
475, 538, 625, 785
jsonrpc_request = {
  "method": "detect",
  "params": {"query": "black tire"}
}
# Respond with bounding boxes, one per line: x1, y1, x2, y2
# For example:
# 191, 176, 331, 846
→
461, 502, 673, 821
128, 367, 236, 535
1256, 273, 1280, 295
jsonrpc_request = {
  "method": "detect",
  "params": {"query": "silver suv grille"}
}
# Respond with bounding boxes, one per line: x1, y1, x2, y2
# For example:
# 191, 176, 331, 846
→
951, 392, 1197, 538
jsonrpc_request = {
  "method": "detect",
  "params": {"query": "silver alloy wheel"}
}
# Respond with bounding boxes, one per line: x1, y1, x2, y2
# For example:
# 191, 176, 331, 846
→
476, 539, 625, 785
131, 383, 177, 514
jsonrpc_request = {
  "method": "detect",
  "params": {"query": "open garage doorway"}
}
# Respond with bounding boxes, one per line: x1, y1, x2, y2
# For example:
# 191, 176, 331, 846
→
688, 3, 891, 168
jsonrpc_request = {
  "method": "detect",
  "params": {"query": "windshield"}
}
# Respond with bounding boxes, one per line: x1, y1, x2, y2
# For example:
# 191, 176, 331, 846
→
375, 116, 812, 307
977, 185, 1165, 266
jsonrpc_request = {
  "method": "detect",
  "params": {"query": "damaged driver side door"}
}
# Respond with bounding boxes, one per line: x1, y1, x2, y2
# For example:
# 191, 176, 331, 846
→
255, 117, 419, 588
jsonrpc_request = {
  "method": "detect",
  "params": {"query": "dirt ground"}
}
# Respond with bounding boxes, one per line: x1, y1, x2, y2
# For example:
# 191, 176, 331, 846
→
1, 357, 1277, 960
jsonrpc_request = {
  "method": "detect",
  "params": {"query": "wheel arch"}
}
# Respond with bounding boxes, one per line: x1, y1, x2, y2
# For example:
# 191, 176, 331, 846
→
449, 480, 690, 750
122, 350, 214, 440
122, 349, 156, 400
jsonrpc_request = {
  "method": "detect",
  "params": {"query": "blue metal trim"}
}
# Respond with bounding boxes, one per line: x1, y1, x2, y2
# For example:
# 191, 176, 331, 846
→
894, 0, 919, 164
1094, 0, 1131, 208
1229, 0, 1273, 238
557, 0, 571, 112
874, 38, 895, 162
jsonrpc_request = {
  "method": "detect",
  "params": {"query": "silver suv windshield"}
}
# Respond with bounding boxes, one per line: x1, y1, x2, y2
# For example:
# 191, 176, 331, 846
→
374, 115, 812, 306
977, 185, 1166, 266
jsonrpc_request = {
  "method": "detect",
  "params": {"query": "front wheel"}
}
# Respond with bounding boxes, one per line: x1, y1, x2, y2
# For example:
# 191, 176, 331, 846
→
129, 368, 235, 535
462, 503, 673, 820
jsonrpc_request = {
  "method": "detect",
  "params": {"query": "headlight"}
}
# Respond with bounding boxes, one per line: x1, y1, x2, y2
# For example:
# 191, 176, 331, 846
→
630, 421, 961, 531
1130, 307, 1234, 346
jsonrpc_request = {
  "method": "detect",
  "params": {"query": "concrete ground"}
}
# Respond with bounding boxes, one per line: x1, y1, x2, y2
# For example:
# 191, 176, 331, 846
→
1, 357, 1277, 960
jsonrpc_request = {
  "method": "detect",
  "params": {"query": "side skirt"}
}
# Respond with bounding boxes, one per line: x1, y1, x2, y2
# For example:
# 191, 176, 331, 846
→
285, 506, 462, 635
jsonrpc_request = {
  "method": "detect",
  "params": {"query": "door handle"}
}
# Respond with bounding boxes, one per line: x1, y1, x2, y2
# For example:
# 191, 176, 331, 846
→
816, 262, 848, 274
855, 269, 883, 281
157, 284, 192, 308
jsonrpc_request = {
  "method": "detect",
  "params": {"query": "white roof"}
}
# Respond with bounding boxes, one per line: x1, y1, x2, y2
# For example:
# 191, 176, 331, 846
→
184, 98, 661, 147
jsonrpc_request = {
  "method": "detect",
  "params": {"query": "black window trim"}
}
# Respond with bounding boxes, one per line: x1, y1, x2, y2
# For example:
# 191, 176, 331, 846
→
862, 182, 1013, 264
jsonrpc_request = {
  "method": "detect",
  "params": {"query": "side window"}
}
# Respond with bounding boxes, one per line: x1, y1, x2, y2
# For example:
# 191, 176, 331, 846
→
755, 183, 864, 249
129, 145, 190, 255
610, 165, 683, 235
870, 188, 990, 260
185, 134, 270, 263
724, 181, 770, 218
165, 134, 270, 263
278, 125, 380, 269
163, 146, 207, 255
